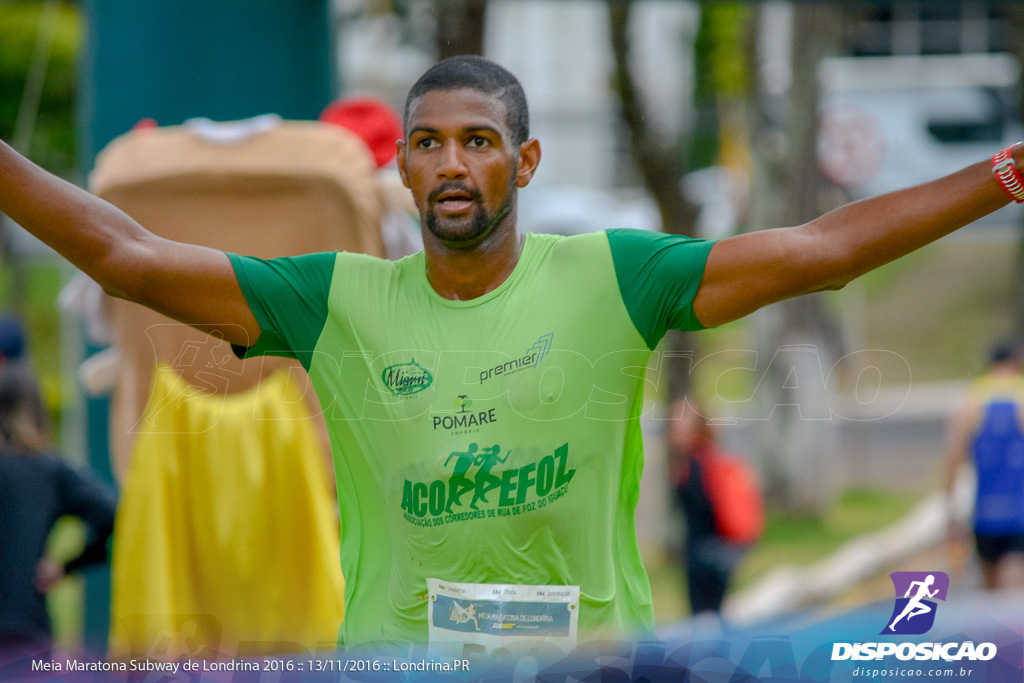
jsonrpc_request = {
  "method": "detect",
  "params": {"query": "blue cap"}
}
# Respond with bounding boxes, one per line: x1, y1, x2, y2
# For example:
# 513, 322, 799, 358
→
0, 317, 26, 361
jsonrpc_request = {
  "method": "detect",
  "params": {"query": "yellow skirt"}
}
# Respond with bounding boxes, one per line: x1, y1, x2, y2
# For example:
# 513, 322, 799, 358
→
109, 367, 343, 660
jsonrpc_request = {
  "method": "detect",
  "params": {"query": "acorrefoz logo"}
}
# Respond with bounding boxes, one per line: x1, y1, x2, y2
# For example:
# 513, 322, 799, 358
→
831, 571, 996, 663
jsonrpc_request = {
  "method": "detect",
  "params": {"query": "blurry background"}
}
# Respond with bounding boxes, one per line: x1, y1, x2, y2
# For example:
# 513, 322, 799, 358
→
2, 0, 1023, 651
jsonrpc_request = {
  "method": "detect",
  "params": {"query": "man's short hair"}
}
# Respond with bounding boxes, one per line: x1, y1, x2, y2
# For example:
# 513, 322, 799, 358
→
404, 55, 530, 147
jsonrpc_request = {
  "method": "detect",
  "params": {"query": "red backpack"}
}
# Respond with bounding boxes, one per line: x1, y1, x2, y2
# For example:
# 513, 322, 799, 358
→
700, 451, 765, 545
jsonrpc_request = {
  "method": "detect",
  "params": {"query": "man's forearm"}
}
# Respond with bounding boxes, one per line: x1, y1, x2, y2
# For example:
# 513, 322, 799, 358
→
0, 138, 151, 299
809, 143, 1020, 289
694, 143, 1023, 328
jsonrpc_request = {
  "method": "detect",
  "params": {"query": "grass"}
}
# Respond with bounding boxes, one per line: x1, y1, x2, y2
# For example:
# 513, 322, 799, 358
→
649, 486, 923, 624
838, 235, 1018, 383
46, 517, 87, 649
677, 231, 1021, 407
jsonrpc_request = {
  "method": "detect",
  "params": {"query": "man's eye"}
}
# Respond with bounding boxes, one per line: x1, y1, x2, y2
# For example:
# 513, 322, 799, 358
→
417, 138, 438, 149
468, 136, 489, 148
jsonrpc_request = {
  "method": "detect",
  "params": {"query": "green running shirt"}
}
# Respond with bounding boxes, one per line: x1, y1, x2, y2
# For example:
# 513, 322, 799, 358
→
228, 228, 714, 647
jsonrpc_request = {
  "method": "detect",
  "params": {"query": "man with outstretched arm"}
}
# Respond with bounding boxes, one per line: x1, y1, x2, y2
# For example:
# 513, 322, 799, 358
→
1, 55, 1021, 652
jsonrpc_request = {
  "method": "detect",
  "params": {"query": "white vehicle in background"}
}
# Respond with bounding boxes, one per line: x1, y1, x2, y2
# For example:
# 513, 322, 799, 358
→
522, 53, 1024, 239
818, 53, 1024, 227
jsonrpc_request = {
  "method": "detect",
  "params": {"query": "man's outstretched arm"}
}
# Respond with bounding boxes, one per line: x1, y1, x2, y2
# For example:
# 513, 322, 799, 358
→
0, 139, 261, 347
693, 144, 1021, 327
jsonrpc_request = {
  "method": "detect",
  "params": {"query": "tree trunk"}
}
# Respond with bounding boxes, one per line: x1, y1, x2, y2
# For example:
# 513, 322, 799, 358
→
608, 1, 701, 404
434, 0, 486, 59
746, 3, 845, 515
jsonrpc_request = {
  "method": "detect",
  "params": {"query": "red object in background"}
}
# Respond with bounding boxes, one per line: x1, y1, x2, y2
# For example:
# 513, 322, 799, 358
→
701, 450, 766, 545
319, 97, 403, 169
132, 118, 158, 132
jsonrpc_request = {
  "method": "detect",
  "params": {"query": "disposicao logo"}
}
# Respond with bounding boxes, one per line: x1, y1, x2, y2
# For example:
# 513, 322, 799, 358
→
831, 570, 997, 663
883, 571, 948, 635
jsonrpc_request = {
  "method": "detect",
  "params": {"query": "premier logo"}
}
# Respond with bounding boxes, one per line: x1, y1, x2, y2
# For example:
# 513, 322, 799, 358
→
831, 571, 996, 663
479, 333, 553, 384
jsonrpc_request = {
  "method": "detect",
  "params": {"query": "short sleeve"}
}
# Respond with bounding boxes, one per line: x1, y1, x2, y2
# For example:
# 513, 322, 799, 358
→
606, 229, 715, 349
227, 251, 336, 370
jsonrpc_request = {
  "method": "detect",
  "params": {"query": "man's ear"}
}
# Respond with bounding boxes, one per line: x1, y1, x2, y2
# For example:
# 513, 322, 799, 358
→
515, 138, 541, 188
396, 139, 410, 189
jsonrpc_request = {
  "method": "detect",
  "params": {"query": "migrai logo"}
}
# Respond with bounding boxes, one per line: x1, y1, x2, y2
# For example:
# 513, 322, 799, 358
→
382, 359, 433, 396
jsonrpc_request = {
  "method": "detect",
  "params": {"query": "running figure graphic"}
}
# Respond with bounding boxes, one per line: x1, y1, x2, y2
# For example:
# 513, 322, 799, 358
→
449, 601, 480, 631
888, 574, 939, 632
469, 444, 509, 510
444, 443, 478, 512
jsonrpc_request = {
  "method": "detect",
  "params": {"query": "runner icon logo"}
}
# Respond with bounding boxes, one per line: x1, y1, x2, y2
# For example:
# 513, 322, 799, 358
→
882, 571, 949, 635
449, 601, 480, 631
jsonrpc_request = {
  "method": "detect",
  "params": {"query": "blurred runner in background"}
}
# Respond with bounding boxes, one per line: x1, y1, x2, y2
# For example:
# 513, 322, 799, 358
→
668, 399, 762, 615
946, 341, 1024, 590
0, 359, 117, 666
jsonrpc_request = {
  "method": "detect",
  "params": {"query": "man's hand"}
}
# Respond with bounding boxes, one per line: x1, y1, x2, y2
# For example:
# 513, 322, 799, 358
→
34, 557, 66, 593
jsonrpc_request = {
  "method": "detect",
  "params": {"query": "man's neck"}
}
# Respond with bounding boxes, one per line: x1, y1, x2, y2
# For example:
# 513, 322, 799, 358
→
423, 224, 524, 301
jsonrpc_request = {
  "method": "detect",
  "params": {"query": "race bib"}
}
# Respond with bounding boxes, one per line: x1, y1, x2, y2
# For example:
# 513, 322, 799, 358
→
426, 578, 580, 656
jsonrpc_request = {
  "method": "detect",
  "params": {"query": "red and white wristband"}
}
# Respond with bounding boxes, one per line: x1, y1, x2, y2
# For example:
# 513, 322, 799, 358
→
992, 143, 1024, 203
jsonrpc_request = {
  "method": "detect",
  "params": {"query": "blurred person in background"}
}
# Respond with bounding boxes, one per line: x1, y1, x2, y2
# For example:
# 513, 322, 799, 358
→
668, 399, 762, 615
945, 341, 1024, 590
0, 316, 26, 364
0, 362, 117, 664
319, 96, 424, 260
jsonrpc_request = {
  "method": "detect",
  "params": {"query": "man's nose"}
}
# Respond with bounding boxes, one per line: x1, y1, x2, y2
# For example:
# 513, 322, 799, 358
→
437, 141, 468, 179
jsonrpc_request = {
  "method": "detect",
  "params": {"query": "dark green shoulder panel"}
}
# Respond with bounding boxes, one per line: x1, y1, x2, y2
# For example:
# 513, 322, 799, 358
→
227, 251, 336, 370
606, 229, 715, 349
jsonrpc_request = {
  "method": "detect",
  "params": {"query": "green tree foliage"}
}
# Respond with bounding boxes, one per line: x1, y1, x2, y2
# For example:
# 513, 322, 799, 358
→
690, 3, 751, 170
693, 3, 750, 105
0, 1, 81, 176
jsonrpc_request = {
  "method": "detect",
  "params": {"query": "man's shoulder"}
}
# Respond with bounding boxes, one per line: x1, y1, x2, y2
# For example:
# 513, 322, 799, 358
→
968, 372, 1024, 410
334, 249, 418, 276
529, 230, 608, 257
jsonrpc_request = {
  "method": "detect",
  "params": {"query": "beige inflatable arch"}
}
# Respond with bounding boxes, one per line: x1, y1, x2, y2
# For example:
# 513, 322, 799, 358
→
89, 119, 385, 659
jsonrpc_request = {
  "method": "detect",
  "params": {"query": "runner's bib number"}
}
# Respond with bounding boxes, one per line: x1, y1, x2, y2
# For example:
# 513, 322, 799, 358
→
426, 578, 579, 655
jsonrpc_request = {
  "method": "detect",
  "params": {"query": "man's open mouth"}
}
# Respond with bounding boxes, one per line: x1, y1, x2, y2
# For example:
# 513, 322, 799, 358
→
435, 191, 475, 212
430, 184, 481, 214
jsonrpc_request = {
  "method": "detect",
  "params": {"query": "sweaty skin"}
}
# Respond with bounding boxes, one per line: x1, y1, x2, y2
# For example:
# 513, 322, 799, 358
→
398, 88, 541, 301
